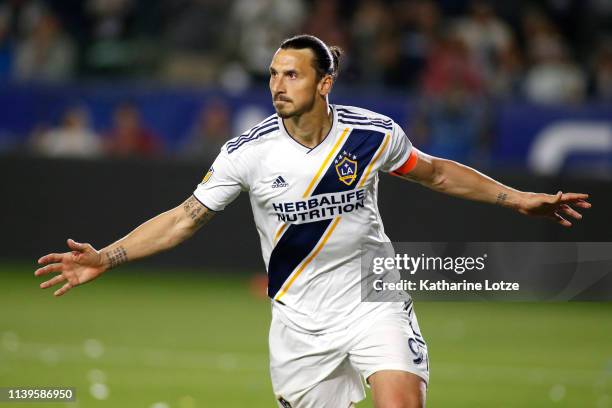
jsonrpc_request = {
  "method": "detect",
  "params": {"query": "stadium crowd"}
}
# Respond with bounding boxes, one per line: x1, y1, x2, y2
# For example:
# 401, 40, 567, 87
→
0, 0, 610, 160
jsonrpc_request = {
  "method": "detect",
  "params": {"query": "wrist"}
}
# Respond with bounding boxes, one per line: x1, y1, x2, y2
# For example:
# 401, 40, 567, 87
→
100, 245, 128, 271
511, 191, 531, 212
98, 248, 111, 272
98, 249, 110, 273
496, 190, 525, 211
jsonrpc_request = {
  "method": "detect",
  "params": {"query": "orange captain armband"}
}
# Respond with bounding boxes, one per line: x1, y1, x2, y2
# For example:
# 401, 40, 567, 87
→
390, 149, 418, 176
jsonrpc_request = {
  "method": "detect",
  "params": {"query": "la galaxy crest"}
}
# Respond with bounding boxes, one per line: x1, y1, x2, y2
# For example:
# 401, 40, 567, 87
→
335, 150, 357, 186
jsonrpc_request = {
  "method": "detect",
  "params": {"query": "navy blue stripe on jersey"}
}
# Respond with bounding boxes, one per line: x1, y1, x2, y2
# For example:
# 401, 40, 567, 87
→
267, 219, 332, 298
227, 117, 276, 150
368, 119, 393, 127
338, 113, 393, 126
339, 118, 393, 131
229, 114, 276, 144
227, 116, 277, 150
266, 129, 386, 298
336, 107, 393, 130
337, 108, 392, 123
311, 128, 386, 195
336, 108, 392, 122
337, 111, 392, 125
227, 125, 279, 154
335, 107, 367, 116
228, 121, 277, 148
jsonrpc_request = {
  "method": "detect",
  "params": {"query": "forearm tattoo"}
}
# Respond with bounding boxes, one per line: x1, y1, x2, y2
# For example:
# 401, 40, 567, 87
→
183, 195, 215, 227
106, 246, 128, 269
496, 192, 508, 205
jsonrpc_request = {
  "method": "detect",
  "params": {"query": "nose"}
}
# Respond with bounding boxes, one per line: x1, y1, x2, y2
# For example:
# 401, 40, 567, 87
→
270, 75, 285, 96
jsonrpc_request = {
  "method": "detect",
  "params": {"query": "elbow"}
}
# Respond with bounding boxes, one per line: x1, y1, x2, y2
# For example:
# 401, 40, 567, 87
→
163, 210, 192, 249
431, 172, 448, 191
161, 226, 191, 250
428, 158, 449, 191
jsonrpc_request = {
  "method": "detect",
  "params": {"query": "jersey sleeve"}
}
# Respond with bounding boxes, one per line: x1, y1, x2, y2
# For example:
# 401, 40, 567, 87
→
193, 147, 248, 211
380, 121, 418, 175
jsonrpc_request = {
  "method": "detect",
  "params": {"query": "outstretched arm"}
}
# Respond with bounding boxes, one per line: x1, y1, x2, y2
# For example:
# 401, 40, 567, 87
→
396, 149, 591, 227
35, 195, 214, 297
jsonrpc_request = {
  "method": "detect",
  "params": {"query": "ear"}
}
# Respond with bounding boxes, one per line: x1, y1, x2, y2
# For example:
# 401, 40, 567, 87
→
318, 75, 333, 96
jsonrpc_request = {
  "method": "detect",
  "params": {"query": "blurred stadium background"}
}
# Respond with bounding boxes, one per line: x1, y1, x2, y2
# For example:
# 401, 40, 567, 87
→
0, 0, 611, 407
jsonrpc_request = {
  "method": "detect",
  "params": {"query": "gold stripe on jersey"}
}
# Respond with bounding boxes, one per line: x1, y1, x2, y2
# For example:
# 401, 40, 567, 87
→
302, 128, 351, 198
357, 133, 390, 188
274, 216, 342, 301
270, 128, 350, 291
273, 223, 288, 244
271, 128, 350, 249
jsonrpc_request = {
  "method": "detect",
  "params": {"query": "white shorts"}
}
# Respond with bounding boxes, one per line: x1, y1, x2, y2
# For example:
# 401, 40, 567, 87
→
269, 301, 429, 408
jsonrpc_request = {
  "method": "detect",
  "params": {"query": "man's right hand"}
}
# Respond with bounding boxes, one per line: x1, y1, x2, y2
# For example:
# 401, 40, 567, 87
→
34, 195, 214, 297
35, 239, 107, 297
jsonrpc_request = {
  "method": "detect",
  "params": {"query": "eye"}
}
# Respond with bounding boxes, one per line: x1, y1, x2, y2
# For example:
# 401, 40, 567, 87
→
289, 72, 297, 79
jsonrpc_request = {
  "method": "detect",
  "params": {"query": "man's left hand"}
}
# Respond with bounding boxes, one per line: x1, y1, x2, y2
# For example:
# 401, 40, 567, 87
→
517, 191, 591, 227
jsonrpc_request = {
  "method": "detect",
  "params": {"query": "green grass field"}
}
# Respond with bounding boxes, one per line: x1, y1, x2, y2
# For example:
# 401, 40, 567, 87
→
1, 263, 611, 407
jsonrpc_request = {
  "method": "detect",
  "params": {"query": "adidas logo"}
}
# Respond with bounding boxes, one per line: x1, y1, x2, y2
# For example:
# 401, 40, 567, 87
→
272, 176, 289, 189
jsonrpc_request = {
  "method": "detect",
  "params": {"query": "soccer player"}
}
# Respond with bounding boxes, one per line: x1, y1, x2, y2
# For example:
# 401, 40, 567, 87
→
35, 35, 590, 408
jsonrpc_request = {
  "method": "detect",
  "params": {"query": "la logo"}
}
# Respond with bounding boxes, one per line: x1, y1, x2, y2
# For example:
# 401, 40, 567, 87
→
335, 156, 358, 186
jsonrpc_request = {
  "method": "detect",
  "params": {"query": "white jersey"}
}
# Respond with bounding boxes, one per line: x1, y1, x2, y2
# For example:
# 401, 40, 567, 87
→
193, 104, 417, 333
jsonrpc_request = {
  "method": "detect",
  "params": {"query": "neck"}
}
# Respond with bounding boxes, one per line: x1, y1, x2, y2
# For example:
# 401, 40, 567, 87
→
283, 101, 332, 149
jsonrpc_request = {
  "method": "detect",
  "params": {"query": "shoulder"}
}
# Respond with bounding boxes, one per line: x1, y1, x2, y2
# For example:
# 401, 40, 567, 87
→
333, 104, 395, 131
224, 113, 280, 155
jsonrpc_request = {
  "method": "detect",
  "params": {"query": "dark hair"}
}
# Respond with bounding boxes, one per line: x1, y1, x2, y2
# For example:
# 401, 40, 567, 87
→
280, 34, 343, 81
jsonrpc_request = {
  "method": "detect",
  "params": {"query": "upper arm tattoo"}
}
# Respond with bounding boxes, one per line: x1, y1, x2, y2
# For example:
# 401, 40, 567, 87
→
183, 195, 215, 227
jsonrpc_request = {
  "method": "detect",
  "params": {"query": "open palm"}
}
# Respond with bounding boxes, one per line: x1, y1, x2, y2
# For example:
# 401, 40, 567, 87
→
518, 191, 591, 227
35, 239, 106, 297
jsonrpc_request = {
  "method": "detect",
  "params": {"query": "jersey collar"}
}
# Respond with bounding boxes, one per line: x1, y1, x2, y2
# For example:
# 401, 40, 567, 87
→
278, 105, 339, 154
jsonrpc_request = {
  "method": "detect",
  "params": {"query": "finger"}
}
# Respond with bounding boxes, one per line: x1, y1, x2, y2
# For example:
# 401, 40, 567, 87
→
37, 253, 64, 265
67, 239, 86, 252
54, 282, 73, 297
559, 204, 582, 220
40, 274, 66, 289
34, 263, 63, 276
561, 193, 589, 201
554, 211, 572, 228
573, 200, 591, 209
560, 197, 590, 205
